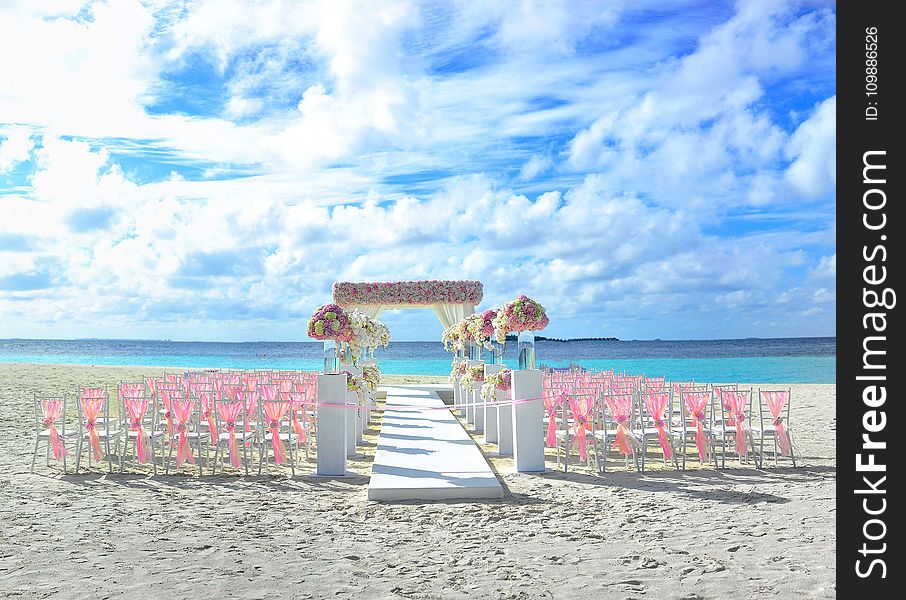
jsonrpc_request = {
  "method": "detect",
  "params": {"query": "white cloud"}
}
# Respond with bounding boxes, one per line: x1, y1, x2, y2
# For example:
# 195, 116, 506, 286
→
0, 126, 34, 173
787, 96, 836, 198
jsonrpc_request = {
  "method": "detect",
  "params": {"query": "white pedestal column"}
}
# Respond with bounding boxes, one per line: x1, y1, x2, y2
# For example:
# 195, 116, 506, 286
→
512, 369, 544, 472
345, 391, 358, 456
316, 373, 347, 476
497, 386, 514, 456
465, 360, 482, 429
483, 364, 503, 444
452, 376, 461, 414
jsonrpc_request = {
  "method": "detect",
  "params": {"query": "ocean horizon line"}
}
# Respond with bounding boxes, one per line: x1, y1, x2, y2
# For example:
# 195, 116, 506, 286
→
0, 335, 837, 344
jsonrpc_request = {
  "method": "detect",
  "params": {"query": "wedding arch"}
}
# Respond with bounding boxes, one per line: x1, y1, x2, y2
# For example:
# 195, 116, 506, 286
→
332, 280, 482, 329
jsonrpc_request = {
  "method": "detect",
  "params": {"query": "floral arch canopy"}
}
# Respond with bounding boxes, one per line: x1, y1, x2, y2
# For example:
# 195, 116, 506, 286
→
332, 280, 482, 328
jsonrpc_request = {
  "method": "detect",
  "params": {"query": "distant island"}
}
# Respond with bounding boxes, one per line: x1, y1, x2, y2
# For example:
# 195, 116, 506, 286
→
504, 335, 619, 342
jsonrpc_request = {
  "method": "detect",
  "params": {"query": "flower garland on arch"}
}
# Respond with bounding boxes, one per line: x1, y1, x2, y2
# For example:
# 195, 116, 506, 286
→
334, 280, 483, 306
493, 295, 549, 343
480, 367, 511, 402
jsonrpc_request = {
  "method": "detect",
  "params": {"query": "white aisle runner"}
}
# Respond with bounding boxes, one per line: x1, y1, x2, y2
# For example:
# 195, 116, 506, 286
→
368, 386, 504, 501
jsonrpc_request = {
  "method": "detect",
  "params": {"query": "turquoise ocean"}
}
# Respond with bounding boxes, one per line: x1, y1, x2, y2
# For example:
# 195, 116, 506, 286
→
0, 337, 835, 383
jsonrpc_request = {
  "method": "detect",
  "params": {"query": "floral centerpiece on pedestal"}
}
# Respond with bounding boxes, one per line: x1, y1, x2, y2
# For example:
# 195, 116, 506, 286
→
492, 295, 549, 342
442, 320, 471, 353
347, 310, 392, 364
449, 360, 468, 384
480, 367, 511, 402
362, 364, 381, 392
341, 370, 370, 404
467, 309, 499, 351
307, 304, 355, 341
460, 365, 486, 388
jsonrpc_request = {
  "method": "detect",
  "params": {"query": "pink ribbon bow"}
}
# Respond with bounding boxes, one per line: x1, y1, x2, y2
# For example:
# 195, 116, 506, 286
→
544, 391, 564, 447
643, 391, 672, 460
80, 389, 104, 461
684, 392, 710, 462
218, 401, 244, 468
763, 391, 792, 456
41, 399, 68, 460
123, 397, 152, 464
722, 391, 750, 457
605, 394, 635, 456
263, 401, 290, 465
568, 393, 594, 461
171, 398, 195, 467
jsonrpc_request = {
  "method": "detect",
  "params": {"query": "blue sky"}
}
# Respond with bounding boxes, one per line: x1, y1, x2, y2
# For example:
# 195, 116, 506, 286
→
0, 0, 835, 342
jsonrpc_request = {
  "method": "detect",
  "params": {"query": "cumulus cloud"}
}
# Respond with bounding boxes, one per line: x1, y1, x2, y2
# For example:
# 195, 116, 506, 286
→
0, 0, 836, 341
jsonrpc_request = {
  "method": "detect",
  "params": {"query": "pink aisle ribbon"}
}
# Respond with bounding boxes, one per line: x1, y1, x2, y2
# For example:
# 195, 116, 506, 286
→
41, 399, 68, 460
723, 391, 749, 457
263, 401, 290, 465
80, 392, 104, 461
643, 391, 672, 460
763, 391, 792, 456
200, 392, 218, 443
171, 399, 195, 467
544, 391, 564, 447
605, 394, 635, 456
123, 397, 152, 464
684, 392, 710, 462
218, 401, 244, 468
568, 394, 593, 461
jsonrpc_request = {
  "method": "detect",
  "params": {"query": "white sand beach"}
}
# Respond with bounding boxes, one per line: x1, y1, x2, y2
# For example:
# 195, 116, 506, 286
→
0, 364, 835, 599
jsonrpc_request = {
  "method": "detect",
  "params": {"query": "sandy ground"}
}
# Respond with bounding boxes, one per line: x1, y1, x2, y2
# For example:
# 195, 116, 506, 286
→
0, 364, 835, 599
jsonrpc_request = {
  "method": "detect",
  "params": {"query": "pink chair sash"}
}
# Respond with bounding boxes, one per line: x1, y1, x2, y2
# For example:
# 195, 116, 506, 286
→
200, 392, 217, 443
722, 390, 750, 457
159, 389, 174, 438
123, 397, 152, 464
568, 394, 594, 461
605, 394, 635, 456
263, 401, 290, 465
544, 391, 564, 447
80, 392, 104, 461
41, 399, 68, 460
244, 390, 259, 446
171, 399, 195, 467
763, 391, 792, 456
684, 392, 710, 462
643, 391, 672, 460
218, 400, 244, 467
283, 392, 307, 442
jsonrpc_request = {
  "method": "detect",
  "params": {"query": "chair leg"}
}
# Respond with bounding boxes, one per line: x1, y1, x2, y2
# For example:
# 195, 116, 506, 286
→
75, 438, 82, 474
789, 431, 797, 467
30, 438, 40, 473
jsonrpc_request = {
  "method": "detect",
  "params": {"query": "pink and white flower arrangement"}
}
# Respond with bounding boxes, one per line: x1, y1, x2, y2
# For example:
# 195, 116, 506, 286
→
346, 310, 392, 363
460, 365, 486, 387
493, 295, 549, 343
362, 365, 381, 391
449, 360, 469, 383
442, 320, 472, 352
466, 309, 498, 350
480, 368, 511, 401
341, 371, 370, 404
333, 280, 483, 306
307, 304, 355, 342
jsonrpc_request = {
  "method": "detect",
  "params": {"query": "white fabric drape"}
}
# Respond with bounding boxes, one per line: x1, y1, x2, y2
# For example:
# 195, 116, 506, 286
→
432, 303, 475, 328
349, 304, 382, 319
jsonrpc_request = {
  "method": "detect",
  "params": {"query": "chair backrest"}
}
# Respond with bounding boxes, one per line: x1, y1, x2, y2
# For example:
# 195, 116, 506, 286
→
757, 387, 793, 428
34, 393, 68, 434
77, 386, 112, 432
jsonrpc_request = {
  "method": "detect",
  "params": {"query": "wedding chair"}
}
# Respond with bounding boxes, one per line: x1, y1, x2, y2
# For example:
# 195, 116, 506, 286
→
676, 390, 716, 469
711, 388, 755, 468
31, 394, 78, 473
596, 391, 640, 473
257, 393, 300, 476
118, 384, 165, 474
75, 387, 123, 474
639, 389, 679, 472
756, 388, 796, 467
212, 390, 254, 475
